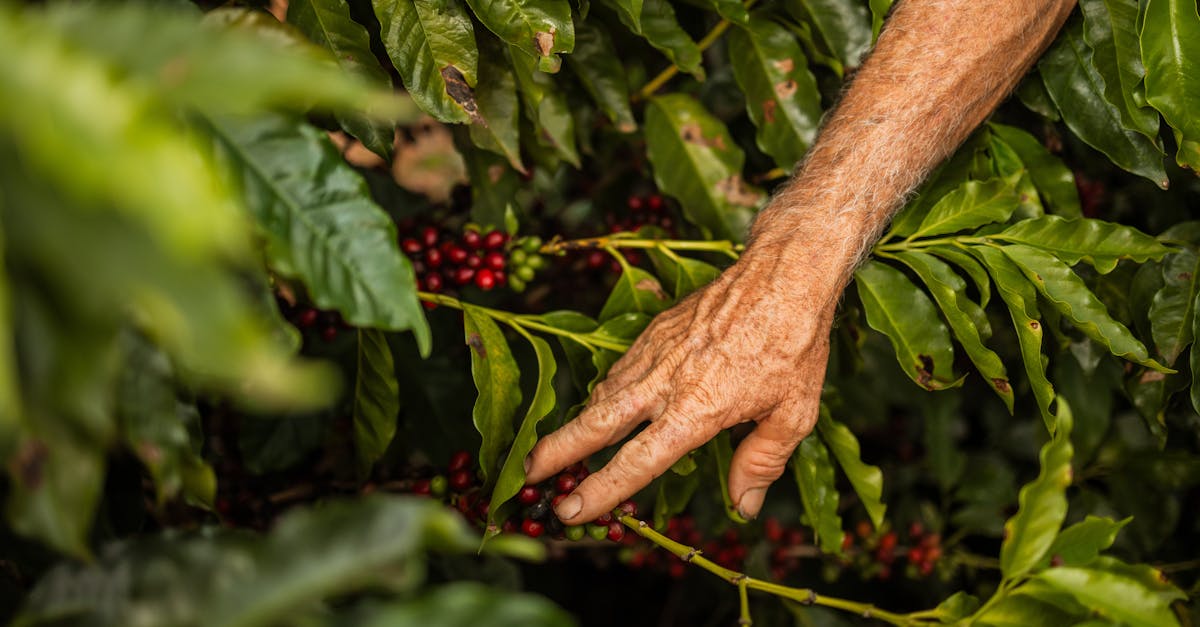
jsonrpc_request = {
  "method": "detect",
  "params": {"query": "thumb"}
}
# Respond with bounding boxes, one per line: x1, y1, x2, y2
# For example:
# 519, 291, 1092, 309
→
727, 400, 816, 520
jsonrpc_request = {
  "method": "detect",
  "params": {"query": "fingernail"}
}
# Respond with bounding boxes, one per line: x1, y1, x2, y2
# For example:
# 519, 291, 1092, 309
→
555, 493, 583, 521
736, 487, 767, 521
523, 454, 532, 475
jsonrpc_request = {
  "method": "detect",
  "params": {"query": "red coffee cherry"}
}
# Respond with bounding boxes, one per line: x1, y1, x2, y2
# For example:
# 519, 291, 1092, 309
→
555, 473, 578, 494
521, 519, 545, 538
606, 521, 626, 542
449, 469, 474, 492
401, 238, 423, 255
483, 230, 507, 250
474, 268, 496, 290
517, 485, 541, 505
448, 450, 472, 472
462, 230, 483, 250
420, 226, 440, 248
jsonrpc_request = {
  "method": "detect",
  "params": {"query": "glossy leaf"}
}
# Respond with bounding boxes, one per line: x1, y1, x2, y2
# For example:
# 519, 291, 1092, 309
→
854, 261, 959, 390
645, 248, 721, 299
887, 133, 992, 237
1001, 244, 1164, 370
791, 435, 844, 554
373, 0, 479, 123
609, 0, 703, 78
908, 178, 1019, 240
206, 114, 431, 354
599, 261, 673, 322
927, 244, 992, 308
354, 329, 400, 475
1149, 248, 1200, 365
510, 45, 580, 166
1079, 0, 1160, 141
783, 0, 871, 69
354, 582, 575, 627
463, 306, 523, 487
1040, 515, 1130, 568
1037, 18, 1167, 187
992, 215, 1171, 274
1036, 559, 1185, 627
464, 0, 574, 73
729, 14, 822, 170
894, 251, 1012, 409
975, 593, 1079, 627
974, 246, 1056, 429
816, 409, 885, 529
566, 22, 636, 133
486, 332, 557, 539
701, 0, 749, 24
999, 399, 1073, 580
645, 94, 763, 241
289, 0, 396, 159
469, 33, 524, 171
988, 123, 1081, 217
1141, 0, 1200, 169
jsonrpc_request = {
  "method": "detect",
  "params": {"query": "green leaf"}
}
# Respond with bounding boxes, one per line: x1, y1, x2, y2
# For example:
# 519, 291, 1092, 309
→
373, 0, 479, 123
0, 216, 15, 449
922, 394, 967, 493
791, 435, 844, 554
510, 45, 580, 166
206, 114, 431, 355
999, 398, 1073, 580
6, 435, 106, 559
463, 306, 523, 487
566, 22, 636, 133
354, 582, 576, 627
645, 94, 763, 241
1000, 244, 1165, 370
927, 244, 992, 308
353, 329, 400, 476
486, 332, 557, 539
1037, 18, 1167, 187
973, 246, 1056, 429
608, 0, 703, 78
654, 464, 702, 529
854, 261, 960, 390
464, 0, 574, 74
1141, 0, 1200, 170
869, 0, 893, 40
289, 0, 396, 159
975, 593, 1080, 627
1149, 248, 1200, 365
1079, 0, 1161, 141
700, 0, 750, 24
893, 251, 1013, 409
599, 261, 673, 322
469, 33, 525, 172
988, 123, 1082, 217
1018, 73, 1062, 121
457, 129, 521, 228
1040, 515, 1130, 568
783, 0, 871, 69
708, 430, 745, 524
116, 332, 215, 507
908, 178, 1019, 240
1036, 558, 1185, 627
992, 215, 1172, 274
728, 14, 823, 170
816, 408, 885, 529
887, 132, 992, 237
538, 310, 600, 393
1191, 290, 1200, 415
645, 248, 721, 299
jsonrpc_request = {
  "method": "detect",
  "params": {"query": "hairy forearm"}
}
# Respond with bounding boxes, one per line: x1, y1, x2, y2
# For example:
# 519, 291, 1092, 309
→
750, 0, 1076, 296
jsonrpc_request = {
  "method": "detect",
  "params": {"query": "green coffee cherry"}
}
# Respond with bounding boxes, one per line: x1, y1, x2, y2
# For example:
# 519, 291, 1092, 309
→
587, 523, 609, 541
509, 276, 526, 292
565, 525, 586, 541
510, 249, 528, 266
430, 475, 448, 497
516, 266, 536, 282
522, 236, 542, 253
526, 254, 546, 270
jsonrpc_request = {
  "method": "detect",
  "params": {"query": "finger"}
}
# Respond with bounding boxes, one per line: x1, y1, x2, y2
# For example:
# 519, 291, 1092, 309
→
525, 382, 660, 484
553, 406, 715, 524
727, 398, 817, 520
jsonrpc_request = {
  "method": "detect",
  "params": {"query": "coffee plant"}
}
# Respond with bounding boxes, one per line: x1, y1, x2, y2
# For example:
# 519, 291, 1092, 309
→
2, 0, 1200, 625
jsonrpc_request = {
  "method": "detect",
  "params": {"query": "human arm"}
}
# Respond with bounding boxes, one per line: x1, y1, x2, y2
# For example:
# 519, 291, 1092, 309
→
526, 0, 1078, 524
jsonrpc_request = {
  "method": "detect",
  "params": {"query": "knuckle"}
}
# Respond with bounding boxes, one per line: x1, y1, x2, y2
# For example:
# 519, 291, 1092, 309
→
737, 453, 789, 483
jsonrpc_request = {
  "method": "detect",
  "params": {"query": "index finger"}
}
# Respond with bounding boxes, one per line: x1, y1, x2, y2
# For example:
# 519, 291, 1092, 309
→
552, 407, 715, 524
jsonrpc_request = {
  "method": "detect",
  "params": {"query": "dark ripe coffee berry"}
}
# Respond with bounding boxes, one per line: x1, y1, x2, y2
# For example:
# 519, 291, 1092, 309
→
606, 521, 625, 542
555, 473, 578, 494
465, 254, 482, 269
296, 308, 319, 327
412, 479, 431, 496
447, 246, 469, 265
908, 521, 924, 539
878, 532, 898, 553
474, 268, 496, 290
764, 517, 784, 543
430, 475, 448, 497
493, 270, 506, 287
321, 326, 339, 342
517, 485, 541, 505
545, 517, 564, 537
448, 450, 472, 472
420, 226, 440, 248
587, 523, 609, 541
1050, 554, 1064, 567
907, 547, 924, 564
551, 493, 567, 508
627, 195, 644, 210
616, 500, 637, 517
449, 469, 474, 492
586, 251, 607, 270
424, 273, 444, 292
401, 238, 423, 255
527, 500, 550, 521
596, 512, 613, 524
565, 525, 586, 541
484, 251, 507, 271
856, 521, 872, 539
521, 519, 545, 538
462, 229, 482, 249
424, 248, 443, 268
453, 267, 475, 285
502, 519, 519, 534
647, 194, 664, 211
483, 230, 507, 250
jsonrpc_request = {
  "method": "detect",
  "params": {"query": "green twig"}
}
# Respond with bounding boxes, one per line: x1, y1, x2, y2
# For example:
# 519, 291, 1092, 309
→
633, 0, 758, 101
540, 235, 744, 258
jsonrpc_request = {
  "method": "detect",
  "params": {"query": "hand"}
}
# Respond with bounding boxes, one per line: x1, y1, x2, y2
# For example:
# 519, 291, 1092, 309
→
525, 239, 841, 524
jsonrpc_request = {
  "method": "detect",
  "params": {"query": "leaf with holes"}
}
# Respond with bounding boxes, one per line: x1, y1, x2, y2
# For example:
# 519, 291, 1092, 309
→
463, 0, 574, 73
373, 0, 479, 123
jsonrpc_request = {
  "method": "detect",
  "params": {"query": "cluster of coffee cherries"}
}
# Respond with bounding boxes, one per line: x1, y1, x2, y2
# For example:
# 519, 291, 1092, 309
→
397, 223, 548, 298
840, 520, 942, 580
585, 192, 678, 274
279, 301, 350, 343
621, 515, 806, 580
